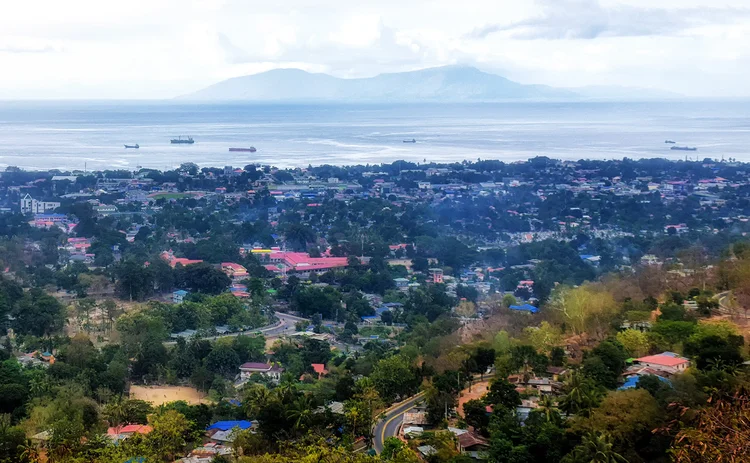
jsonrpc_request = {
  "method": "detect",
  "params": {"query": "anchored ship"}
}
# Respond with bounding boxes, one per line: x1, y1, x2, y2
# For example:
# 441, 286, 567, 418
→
229, 147, 256, 152
124, 144, 139, 149
671, 146, 697, 151
171, 136, 194, 144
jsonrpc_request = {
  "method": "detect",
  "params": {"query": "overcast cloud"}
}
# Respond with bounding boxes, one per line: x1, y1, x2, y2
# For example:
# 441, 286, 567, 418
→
0, 0, 748, 98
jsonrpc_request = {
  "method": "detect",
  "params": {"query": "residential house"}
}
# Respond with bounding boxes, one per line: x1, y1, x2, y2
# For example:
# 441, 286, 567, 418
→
173, 290, 189, 304
238, 362, 283, 383
634, 352, 690, 374
106, 424, 152, 442
457, 431, 490, 459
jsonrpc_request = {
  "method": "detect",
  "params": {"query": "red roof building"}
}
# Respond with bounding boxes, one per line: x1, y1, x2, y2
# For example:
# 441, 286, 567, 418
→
635, 352, 690, 374
268, 251, 349, 274
160, 250, 203, 268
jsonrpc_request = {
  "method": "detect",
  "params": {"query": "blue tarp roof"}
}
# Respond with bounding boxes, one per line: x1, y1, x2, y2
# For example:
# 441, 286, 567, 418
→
509, 304, 539, 313
361, 315, 379, 320
618, 375, 672, 390
173, 290, 188, 296
207, 420, 253, 431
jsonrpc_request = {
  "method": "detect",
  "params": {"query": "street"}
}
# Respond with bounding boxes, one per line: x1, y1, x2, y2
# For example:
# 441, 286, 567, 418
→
372, 393, 424, 454
164, 311, 308, 345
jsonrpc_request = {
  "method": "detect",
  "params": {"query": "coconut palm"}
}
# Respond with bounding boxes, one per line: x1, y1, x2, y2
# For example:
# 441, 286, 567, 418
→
564, 432, 628, 463
286, 395, 314, 432
560, 371, 600, 416
536, 395, 558, 423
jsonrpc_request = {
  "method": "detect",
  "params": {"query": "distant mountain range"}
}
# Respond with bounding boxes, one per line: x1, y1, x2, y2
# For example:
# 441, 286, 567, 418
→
179, 65, 680, 102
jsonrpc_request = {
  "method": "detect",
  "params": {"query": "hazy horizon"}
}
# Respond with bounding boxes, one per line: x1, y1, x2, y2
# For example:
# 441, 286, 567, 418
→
2, 0, 750, 99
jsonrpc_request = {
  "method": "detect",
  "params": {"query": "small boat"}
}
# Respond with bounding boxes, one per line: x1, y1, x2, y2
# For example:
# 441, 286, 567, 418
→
171, 136, 194, 144
403, 139, 416, 143
671, 146, 697, 151
664, 140, 676, 144
229, 147, 257, 152
124, 144, 139, 149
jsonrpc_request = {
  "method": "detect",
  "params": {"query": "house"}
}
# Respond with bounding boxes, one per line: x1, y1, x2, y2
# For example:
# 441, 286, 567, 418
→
417, 445, 438, 458
20, 194, 61, 215
619, 374, 672, 390
172, 290, 189, 304
221, 262, 249, 280
509, 304, 539, 314
206, 421, 254, 432
634, 352, 690, 374
107, 424, 152, 441
93, 204, 118, 216
394, 277, 409, 289
457, 431, 490, 459
160, 250, 203, 268
360, 315, 380, 324
311, 363, 328, 378
238, 362, 283, 383
403, 426, 424, 437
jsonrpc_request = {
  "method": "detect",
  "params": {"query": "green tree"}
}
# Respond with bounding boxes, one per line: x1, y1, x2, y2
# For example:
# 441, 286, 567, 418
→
147, 410, 194, 462
485, 378, 521, 410
615, 329, 650, 358
10, 288, 65, 336
562, 433, 627, 463
370, 355, 417, 402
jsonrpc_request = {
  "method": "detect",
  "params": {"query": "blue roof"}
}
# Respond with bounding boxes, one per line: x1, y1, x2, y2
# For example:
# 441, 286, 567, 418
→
361, 315, 379, 320
375, 307, 390, 315
579, 254, 596, 260
618, 375, 672, 390
509, 304, 539, 313
173, 290, 188, 296
207, 420, 253, 431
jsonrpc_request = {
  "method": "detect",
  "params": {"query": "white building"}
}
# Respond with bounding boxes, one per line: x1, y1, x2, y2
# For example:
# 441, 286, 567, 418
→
20, 194, 61, 215
238, 362, 283, 383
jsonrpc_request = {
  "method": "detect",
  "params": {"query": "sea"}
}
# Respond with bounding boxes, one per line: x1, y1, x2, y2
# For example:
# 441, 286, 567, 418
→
0, 100, 748, 171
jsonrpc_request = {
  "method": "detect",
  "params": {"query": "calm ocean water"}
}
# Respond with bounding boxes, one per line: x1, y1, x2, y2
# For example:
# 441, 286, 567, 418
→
0, 101, 748, 171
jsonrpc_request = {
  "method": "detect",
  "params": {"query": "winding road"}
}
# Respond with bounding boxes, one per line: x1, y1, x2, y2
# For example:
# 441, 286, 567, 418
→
164, 312, 308, 345
372, 393, 424, 454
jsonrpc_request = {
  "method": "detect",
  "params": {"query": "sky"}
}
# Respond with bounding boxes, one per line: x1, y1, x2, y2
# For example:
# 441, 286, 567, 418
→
1, 0, 749, 99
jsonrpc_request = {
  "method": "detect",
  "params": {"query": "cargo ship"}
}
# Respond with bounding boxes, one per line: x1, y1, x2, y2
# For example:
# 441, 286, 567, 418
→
403, 139, 416, 143
124, 144, 139, 149
671, 146, 697, 151
171, 136, 194, 144
229, 147, 256, 152
664, 140, 676, 144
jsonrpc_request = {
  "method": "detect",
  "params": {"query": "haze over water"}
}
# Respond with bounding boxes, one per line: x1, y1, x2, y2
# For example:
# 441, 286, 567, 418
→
0, 100, 748, 171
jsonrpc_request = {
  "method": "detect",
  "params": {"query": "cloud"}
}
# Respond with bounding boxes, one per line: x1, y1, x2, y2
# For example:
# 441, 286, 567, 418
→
466, 0, 750, 40
217, 32, 254, 64
0, 37, 62, 53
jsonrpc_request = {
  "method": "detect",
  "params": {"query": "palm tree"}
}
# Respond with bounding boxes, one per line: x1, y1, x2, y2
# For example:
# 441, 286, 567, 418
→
536, 395, 558, 423
286, 395, 314, 432
243, 384, 271, 418
103, 396, 127, 427
572, 433, 628, 463
560, 371, 599, 416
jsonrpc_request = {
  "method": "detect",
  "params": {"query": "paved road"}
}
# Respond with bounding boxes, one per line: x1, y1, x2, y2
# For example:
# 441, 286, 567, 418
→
717, 291, 732, 315
164, 312, 308, 345
372, 393, 424, 454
